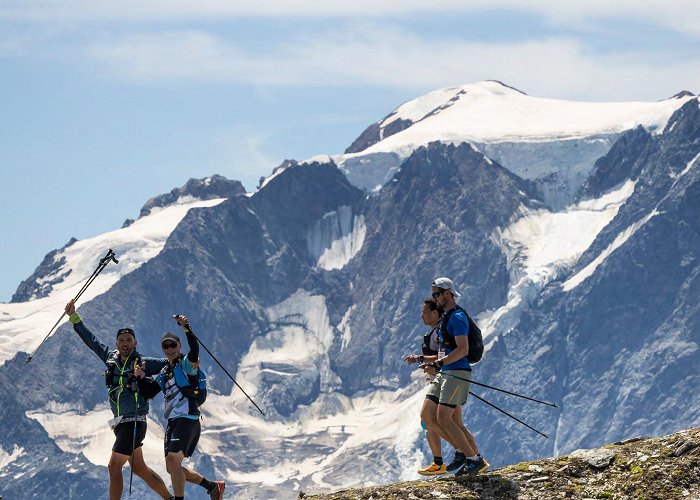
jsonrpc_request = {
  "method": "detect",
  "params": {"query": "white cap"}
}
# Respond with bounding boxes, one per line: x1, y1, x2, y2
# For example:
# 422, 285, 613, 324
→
432, 277, 461, 298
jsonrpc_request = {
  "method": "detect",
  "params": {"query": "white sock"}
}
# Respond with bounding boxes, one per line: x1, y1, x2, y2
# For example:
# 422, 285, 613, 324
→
466, 455, 479, 461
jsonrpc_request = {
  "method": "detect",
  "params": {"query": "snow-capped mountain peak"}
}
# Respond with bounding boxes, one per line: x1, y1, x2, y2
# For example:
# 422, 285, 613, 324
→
352, 81, 694, 154
331, 82, 696, 208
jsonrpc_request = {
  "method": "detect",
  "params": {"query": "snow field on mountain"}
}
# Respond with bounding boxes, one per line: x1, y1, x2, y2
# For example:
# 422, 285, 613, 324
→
381, 86, 465, 128
192, 289, 427, 493
236, 290, 335, 378
0, 197, 225, 367
372, 81, 692, 149
504, 180, 636, 282
195, 382, 426, 493
481, 180, 636, 340
564, 151, 700, 292
0, 445, 24, 473
306, 206, 367, 271
26, 404, 170, 482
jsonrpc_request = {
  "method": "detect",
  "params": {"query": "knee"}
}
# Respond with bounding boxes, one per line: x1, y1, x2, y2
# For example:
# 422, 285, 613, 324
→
108, 459, 122, 476
165, 453, 180, 473
420, 408, 437, 426
436, 410, 453, 428
420, 400, 437, 425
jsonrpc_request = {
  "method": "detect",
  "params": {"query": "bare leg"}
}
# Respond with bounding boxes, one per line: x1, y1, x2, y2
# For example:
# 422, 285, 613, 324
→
425, 429, 442, 460
183, 465, 204, 484
436, 404, 476, 457
108, 452, 129, 500
128, 447, 172, 499
421, 399, 455, 445
454, 405, 479, 455
165, 451, 186, 497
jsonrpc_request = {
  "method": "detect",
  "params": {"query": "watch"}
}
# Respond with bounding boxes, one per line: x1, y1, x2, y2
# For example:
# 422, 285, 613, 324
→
437, 359, 444, 368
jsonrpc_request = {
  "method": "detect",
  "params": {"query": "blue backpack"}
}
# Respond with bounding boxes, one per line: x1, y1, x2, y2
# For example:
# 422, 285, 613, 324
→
159, 355, 207, 406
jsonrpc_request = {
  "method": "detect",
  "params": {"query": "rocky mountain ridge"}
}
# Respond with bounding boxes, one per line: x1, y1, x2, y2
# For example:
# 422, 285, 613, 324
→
303, 427, 700, 499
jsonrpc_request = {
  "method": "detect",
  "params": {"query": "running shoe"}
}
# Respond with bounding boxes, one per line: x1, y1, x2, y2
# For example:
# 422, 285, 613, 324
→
208, 480, 225, 500
456, 457, 487, 476
417, 462, 447, 475
445, 453, 466, 473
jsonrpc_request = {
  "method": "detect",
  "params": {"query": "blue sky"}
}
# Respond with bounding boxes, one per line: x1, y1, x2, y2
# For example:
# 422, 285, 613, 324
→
1, 0, 698, 301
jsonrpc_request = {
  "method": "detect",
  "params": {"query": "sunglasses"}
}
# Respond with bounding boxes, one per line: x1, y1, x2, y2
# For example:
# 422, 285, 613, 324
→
431, 290, 446, 298
161, 342, 178, 350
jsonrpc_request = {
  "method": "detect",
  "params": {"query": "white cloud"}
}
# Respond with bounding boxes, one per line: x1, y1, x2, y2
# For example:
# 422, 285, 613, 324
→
84, 26, 700, 101
0, 0, 698, 36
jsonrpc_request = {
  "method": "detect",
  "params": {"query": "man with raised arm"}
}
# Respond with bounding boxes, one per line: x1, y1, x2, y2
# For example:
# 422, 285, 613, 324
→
65, 300, 173, 500
136, 314, 225, 500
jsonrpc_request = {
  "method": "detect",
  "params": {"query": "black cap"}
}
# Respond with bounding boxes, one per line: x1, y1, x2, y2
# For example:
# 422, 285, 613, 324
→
161, 331, 180, 345
116, 328, 136, 339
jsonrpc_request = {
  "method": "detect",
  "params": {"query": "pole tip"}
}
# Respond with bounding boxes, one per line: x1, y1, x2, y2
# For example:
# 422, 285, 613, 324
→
25, 356, 32, 364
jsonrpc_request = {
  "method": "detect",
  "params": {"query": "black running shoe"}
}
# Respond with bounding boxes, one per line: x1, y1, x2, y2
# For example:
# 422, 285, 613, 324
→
208, 480, 225, 500
456, 457, 485, 476
446, 453, 466, 473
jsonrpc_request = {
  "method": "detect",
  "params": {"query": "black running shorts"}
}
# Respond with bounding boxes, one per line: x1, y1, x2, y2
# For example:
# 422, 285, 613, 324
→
113, 421, 147, 456
164, 417, 201, 458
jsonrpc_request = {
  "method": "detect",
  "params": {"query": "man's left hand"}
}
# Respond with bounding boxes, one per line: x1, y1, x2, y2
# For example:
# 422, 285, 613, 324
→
174, 314, 189, 327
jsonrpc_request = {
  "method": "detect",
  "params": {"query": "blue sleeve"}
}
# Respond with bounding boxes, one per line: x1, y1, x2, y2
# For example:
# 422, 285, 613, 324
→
448, 311, 469, 338
143, 357, 169, 375
181, 356, 198, 376
155, 372, 165, 391
72, 321, 110, 363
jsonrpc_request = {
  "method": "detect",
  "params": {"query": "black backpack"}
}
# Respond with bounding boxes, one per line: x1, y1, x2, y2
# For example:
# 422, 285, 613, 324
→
439, 306, 484, 363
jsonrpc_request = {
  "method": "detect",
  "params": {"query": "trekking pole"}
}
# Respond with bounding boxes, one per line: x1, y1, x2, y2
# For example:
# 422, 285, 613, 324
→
441, 371, 558, 408
128, 356, 141, 496
128, 394, 138, 495
470, 391, 549, 439
173, 315, 265, 416
26, 249, 119, 364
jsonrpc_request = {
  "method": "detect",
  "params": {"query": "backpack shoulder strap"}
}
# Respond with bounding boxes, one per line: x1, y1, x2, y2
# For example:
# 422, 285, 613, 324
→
172, 355, 194, 389
439, 309, 457, 348
422, 326, 438, 355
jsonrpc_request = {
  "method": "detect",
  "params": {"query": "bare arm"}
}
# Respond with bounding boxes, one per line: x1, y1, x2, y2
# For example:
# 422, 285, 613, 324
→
438, 335, 468, 366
